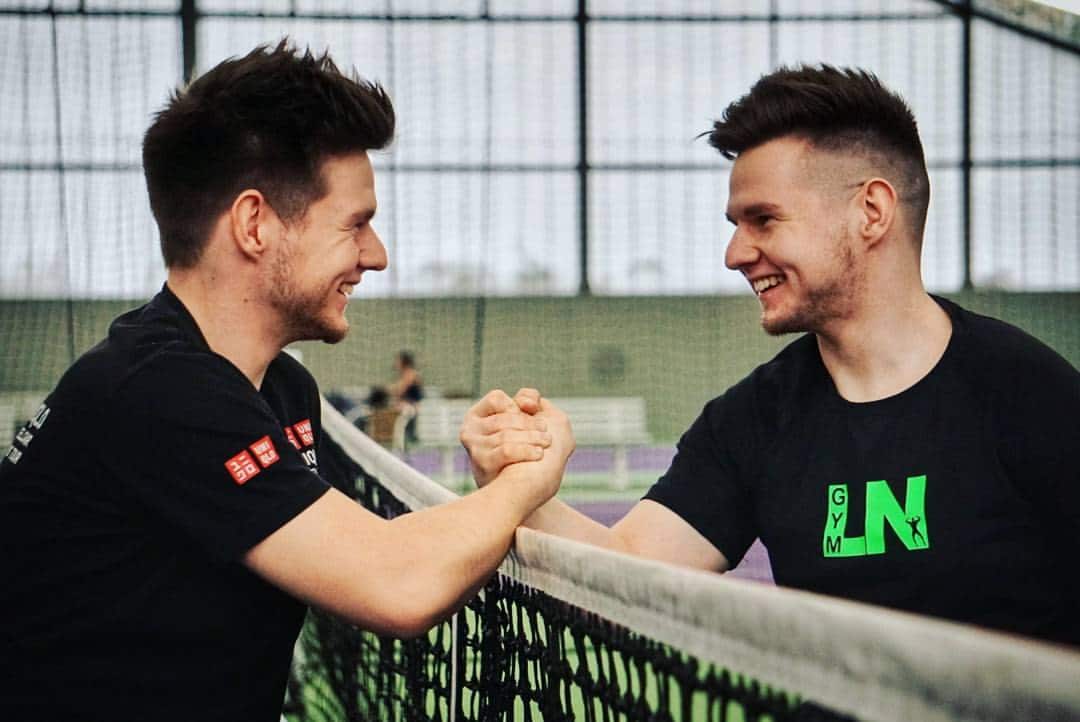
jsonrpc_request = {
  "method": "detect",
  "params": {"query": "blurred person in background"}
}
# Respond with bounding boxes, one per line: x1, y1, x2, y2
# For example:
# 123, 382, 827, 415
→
388, 349, 423, 443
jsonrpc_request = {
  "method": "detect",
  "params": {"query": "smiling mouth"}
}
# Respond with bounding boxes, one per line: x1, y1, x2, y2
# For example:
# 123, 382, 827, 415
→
338, 282, 356, 299
751, 275, 784, 295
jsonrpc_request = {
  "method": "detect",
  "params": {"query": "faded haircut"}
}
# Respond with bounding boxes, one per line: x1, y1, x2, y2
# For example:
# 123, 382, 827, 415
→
707, 64, 931, 239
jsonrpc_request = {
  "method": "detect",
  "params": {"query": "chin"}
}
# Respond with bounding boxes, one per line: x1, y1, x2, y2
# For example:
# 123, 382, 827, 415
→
762, 322, 801, 337
319, 319, 349, 344
321, 330, 348, 345
761, 310, 809, 337
291, 314, 348, 345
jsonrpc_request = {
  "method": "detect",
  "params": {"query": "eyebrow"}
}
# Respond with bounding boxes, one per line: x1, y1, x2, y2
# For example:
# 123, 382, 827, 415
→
725, 202, 782, 225
347, 207, 377, 226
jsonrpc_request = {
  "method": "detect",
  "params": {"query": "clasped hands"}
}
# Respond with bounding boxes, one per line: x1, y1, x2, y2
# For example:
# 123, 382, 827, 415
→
459, 388, 575, 501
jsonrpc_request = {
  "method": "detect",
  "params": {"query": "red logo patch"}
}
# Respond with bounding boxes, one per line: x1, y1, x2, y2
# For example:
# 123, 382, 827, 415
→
249, 435, 280, 468
225, 450, 260, 485
293, 419, 314, 447
283, 426, 301, 450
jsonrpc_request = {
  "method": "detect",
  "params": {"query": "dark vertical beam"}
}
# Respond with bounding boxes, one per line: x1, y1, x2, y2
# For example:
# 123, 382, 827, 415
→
960, 0, 973, 289
181, 0, 197, 83
576, 0, 591, 295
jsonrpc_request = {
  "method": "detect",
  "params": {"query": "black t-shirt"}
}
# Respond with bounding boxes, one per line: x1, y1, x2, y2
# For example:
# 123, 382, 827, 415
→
0, 286, 331, 720
645, 297, 1080, 646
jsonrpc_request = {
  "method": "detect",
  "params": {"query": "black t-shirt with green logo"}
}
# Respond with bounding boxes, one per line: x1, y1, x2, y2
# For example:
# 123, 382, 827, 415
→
645, 297, 1079, 646
0, 286, 331, 720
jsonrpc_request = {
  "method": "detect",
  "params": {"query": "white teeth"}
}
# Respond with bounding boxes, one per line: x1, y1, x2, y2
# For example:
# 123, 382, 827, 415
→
751, 275, 783, 294
339, 284, 355, 297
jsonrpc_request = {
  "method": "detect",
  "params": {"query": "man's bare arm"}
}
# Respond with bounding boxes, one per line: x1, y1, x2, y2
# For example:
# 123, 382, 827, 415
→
524, 497, 729, 572
460, 389, 729, 573
244, 402, 569, 638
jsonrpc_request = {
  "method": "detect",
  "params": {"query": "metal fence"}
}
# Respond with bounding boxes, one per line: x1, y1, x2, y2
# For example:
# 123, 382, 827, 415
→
0, 0, 1077, 298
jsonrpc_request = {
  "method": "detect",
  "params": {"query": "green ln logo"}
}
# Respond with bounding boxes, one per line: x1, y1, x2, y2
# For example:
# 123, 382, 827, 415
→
823, 475, 929, 557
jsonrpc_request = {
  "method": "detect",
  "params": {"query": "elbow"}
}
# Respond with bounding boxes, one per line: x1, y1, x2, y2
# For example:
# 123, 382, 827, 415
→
371, 600, 446, 640
332, 601, 440, 640
382, 600, 444, 638
387, 614, 443, 640
343, 581, 451, 639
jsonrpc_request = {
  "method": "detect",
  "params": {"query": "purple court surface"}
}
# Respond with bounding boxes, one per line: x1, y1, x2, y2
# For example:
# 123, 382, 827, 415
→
403, 444, 775, 584
404, 445, 678, 476
570, 499, 775, 584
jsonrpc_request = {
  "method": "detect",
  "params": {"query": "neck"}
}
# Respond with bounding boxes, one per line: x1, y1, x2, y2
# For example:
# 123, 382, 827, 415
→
166, 269, 283, 389
815, 286, 952, 403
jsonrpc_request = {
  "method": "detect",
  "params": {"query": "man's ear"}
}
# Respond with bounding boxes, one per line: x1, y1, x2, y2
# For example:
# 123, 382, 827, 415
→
857, 177, 898, 248
229, 189, 280, 261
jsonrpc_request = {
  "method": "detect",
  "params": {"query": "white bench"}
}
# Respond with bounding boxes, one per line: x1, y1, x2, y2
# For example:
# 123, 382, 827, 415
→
413, 397, 651, 490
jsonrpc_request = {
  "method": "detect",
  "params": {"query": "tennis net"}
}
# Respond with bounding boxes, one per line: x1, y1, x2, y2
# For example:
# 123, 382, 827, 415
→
285, 400, 1080, 722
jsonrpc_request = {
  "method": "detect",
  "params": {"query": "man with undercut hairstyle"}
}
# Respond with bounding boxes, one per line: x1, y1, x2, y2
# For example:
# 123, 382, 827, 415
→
463, 65, 1080, 647
0, 41, 571, 720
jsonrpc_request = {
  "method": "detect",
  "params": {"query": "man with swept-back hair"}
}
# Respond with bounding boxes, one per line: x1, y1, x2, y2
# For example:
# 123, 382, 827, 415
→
0, 41, 571, 720
463, 64, 1079, 647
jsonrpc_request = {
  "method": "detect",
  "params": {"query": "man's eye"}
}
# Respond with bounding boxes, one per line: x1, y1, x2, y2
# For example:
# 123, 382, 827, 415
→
756, 215, 773, 226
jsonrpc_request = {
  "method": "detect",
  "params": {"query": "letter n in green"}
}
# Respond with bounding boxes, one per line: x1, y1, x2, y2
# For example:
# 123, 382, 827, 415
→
864, 475, 929, 555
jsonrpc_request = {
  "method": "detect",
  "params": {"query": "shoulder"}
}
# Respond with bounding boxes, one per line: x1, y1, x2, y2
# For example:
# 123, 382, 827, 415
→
96, 303, 264, 423
942, 297, 1077, 385
710, 333, 824, 417
699, 333, 825, 443
46, 296, 207, 408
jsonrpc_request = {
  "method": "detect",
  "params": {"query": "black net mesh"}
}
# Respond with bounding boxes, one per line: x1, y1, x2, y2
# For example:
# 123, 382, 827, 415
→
2, 2, 1078, 450
285, 431, 856, 722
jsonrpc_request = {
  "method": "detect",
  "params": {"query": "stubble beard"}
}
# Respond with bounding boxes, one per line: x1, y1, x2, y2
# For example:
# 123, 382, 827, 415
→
761, 230, 861, 337
270, 248, 348, 345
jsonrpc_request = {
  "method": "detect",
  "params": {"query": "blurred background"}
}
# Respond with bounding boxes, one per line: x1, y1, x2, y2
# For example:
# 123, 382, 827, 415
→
1, 1, 1077, 504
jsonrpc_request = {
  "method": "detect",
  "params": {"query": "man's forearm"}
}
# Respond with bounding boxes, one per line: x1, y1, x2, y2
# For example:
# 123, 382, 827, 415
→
381, 460, 558, 633
523, 497, 626, 552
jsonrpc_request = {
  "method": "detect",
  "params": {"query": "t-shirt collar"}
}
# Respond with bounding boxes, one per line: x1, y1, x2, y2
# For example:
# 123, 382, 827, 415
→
157, 282, 213, 352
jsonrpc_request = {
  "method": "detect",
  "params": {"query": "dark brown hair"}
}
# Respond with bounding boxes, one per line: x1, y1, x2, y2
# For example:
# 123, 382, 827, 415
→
708, 65, 930, 236
143, 40, 395, 268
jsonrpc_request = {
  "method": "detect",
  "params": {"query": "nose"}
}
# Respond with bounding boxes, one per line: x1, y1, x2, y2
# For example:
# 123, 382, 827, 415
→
724, 225, 758, 271
360, 227, 388, 272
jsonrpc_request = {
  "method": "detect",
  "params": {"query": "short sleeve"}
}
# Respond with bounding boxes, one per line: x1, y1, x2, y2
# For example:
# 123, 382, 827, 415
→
104, 352, 330, 561
643, 393, 759, 567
